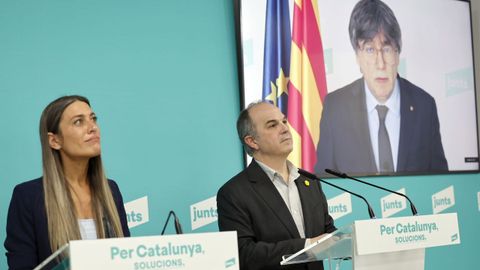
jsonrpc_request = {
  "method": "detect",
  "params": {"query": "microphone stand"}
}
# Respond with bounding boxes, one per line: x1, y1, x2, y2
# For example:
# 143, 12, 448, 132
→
298, 169, 376, 219
325, 169, 418, 216
161, 210, 184, 235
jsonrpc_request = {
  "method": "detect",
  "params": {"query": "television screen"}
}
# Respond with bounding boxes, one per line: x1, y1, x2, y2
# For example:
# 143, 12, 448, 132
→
236, 0, 479, 176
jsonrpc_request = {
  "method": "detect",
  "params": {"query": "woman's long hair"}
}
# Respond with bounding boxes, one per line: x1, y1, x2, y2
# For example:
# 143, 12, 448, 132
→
39, 95, 124, 253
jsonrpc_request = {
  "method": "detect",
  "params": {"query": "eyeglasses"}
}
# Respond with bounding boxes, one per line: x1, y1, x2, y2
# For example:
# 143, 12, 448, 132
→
360, 44, 398, 64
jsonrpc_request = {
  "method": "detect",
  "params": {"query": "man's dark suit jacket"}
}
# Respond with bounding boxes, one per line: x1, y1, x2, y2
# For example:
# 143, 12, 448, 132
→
4, 178, 131, 270
315, 77, 448, 176
217, 160, 336, 270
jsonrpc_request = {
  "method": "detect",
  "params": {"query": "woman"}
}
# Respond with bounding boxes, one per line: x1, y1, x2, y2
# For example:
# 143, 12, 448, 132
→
4, 95, 130, 269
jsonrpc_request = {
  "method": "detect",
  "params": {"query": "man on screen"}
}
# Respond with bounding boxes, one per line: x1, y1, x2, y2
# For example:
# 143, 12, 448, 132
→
217, 101, 335, 270
315, 0, 448, 176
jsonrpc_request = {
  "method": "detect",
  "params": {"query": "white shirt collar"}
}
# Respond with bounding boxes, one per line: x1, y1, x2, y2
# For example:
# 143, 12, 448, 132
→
256, 159, 300, 184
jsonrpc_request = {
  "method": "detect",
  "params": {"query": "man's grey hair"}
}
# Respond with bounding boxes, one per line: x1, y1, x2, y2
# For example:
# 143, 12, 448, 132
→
349, 0, 402, 53
236, 101, 268, 156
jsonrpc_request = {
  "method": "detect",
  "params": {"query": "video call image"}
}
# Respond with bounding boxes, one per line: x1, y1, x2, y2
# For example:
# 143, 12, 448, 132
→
238, 0, 478, 176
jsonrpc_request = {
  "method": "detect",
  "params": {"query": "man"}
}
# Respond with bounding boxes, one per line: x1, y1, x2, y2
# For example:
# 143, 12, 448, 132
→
315, 0, 448, 176
217, 102, 335, 270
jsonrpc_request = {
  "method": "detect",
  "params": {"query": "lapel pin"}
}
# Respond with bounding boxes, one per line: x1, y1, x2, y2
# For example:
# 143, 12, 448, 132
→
410, 106, 414, 111
304, 180, 310, 187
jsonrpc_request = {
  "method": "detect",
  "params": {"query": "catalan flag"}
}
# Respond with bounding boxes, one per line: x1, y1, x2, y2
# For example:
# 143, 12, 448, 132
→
287, 0, 328, 171
262, 0, 291, 114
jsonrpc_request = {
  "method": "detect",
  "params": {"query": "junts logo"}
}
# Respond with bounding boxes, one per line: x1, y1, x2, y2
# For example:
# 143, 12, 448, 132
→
432, 186, 455, 214
381, 188, 406, 218
124, 196, 149, 228
327, 192, 352, 220
477, 191, 480, 212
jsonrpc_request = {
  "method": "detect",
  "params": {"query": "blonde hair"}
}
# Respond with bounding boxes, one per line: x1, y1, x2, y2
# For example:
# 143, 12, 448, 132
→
39, 95, 124, 253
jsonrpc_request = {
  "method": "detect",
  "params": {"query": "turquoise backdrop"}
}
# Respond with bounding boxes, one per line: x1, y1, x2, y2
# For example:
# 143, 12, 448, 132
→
0, 1, 479, 270
0, 0, 243, 268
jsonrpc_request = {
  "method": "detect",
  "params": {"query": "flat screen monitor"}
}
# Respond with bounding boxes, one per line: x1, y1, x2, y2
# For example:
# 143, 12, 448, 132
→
235, 0, 479, 176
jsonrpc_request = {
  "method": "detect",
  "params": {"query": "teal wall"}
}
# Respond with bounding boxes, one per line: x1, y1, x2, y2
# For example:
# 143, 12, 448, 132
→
0, 1, 479, 270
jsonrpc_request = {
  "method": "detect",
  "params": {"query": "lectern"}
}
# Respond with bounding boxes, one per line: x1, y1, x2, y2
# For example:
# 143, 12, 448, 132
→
34, 231, 239, 270
281, 213, 460, 270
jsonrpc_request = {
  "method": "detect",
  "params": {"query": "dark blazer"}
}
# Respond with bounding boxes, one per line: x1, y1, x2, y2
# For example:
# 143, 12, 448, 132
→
4, 178, 131, 270
315, 77, 448, 176
217, 160, 336, 270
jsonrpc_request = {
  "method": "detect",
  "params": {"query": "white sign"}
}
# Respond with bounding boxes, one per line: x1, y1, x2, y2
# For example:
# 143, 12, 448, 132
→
432, 186, 455, 214
354, 213, 460, 255
327, 192, 352, 220
124, 196, 149, 228
190, 196, 218, 230
69, 231, 239, 270
380, 188, 406, 218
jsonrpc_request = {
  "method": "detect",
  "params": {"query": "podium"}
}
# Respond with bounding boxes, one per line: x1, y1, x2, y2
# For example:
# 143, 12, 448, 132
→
34, 231, 239, 270
281, 213, 460, 270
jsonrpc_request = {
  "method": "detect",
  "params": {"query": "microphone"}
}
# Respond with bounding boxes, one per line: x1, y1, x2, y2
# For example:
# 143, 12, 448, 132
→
160, 210, 183, 235
325, 169, 418, 216
298, 169, 376, 219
